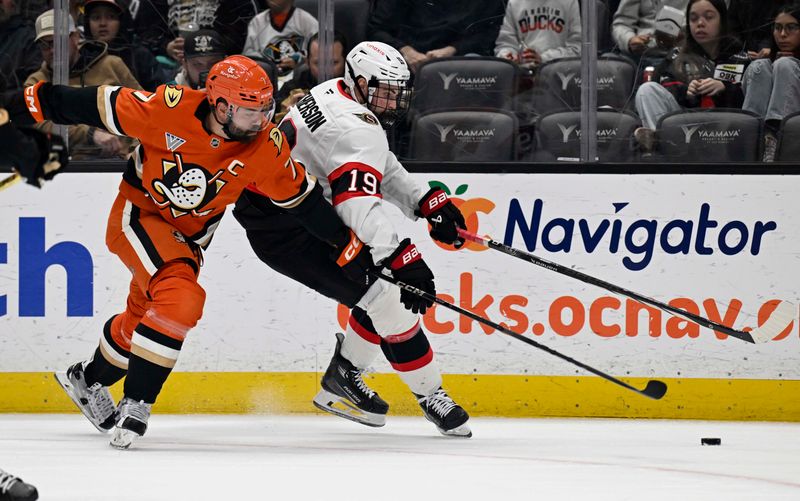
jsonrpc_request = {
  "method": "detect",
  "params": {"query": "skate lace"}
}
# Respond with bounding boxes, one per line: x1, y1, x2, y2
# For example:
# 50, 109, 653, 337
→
0, 469, 19, 494
87, 383, 116, 421
119, 398, 152, 423
351, 370, 376, 399
422, 389, 457, 417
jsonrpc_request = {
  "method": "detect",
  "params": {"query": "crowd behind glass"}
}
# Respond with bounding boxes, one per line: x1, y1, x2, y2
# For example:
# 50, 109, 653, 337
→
1, 0, 798, 162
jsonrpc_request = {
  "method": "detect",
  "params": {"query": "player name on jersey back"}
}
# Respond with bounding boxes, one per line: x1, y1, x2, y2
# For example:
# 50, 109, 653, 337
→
295, 93, 327, 132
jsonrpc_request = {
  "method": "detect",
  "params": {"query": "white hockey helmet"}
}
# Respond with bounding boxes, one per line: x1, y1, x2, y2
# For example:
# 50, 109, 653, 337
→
344, 41, 412, 128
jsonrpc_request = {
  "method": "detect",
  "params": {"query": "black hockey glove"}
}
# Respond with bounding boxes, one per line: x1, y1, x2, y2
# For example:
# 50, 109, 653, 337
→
383, 238, 435, 314
0, 111, 67, 188
332, 228, 375, 287
415, 187, 466, 248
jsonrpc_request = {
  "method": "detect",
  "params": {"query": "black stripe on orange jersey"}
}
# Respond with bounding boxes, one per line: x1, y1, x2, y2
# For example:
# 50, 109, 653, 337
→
106, 86, 125, 136
135, 323, 184, 351
327, 162, 384, 206
102, 315, 130, 359
269, 171, 314, 209
187, 211, 224, 249
128, 204, 165, 270
122, 156, 146, 192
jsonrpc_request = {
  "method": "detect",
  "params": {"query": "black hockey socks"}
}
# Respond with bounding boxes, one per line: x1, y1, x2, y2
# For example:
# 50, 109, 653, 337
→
124, 324, 183, 404
84, 315, 128, 387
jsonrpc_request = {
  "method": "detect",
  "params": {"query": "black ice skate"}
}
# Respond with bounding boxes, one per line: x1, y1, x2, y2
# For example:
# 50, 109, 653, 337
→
110, 397, 152, 450
313, 332, 389, 427
0, 468, 38, 501
54, 361, 117, 432
416, 387, 472, 438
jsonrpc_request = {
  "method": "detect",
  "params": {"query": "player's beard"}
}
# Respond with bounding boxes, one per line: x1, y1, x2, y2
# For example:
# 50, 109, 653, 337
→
222, 121, 258, 143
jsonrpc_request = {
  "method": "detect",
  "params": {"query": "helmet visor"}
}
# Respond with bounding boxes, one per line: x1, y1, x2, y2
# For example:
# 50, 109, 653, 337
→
227, 99, 276, 134
367, 79, 412, 129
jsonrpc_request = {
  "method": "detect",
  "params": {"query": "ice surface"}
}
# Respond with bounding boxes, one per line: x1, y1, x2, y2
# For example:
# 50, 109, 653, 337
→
1, 414, 798, 500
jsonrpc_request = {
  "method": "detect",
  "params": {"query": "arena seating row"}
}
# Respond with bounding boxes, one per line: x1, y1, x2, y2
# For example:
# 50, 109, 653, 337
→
401, 56, 798, 162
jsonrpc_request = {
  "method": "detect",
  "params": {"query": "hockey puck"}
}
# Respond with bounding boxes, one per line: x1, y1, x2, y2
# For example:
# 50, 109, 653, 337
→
701, 438, 721, 446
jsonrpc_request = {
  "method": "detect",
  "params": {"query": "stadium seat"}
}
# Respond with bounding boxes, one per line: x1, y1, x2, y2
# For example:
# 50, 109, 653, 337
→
776, 111, 800, 162
408, 109, 517, 161
655, 109, 762, 162
410, 57, 518, 115
533, 55, 636, 114
532, 109, 640, 162
294, 0, 369, 48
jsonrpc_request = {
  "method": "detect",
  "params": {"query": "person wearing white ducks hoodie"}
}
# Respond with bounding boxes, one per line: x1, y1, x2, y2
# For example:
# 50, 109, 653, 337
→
494, 0, 582, 68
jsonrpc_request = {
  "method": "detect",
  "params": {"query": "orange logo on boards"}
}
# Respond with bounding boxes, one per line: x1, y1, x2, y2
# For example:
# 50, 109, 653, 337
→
426, 181, 495, 252
336, 274, 797, 341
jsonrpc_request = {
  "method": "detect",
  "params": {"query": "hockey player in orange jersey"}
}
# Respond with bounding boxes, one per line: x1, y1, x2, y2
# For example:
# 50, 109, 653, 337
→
17, 55, 373, 449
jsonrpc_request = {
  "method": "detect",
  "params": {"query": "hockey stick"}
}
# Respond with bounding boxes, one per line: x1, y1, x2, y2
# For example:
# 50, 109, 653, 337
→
0, 172, 21, 192
372, 271, 668, 400
458, 228, 795, 345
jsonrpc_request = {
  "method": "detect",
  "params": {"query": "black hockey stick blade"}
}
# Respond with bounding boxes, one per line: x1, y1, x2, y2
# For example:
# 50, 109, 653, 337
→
372, 271, 667, 400
458, 229, 796, 345
641, 380, 668, 400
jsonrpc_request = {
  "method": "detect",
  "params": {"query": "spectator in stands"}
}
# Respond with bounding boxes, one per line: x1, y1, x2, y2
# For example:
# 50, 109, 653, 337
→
83, 0, 167, 91
0, 0, 42, 93
633, 0, 747, 150
742, 2, 800, 160
171, 28, 227, 89
274, 31, 347, 122
242, 0, 318, 80
727, 0, 782, 59
367, 0, 506, 73
131, 0, 260, 63
25, 9, 141, 158
613, 0, 689, 59
494, 0, 582, 67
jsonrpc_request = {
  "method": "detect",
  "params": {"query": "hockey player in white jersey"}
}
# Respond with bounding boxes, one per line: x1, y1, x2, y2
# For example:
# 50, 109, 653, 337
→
233, 41, 471, 437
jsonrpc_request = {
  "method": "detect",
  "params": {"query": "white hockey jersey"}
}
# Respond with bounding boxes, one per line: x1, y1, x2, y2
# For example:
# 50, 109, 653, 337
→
242, 7, 318, 63
278, 78, 425, 263
494, 0, 582, 63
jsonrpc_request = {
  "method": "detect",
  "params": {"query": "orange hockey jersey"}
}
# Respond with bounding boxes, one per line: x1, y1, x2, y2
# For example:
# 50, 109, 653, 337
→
27, 82, 314, 247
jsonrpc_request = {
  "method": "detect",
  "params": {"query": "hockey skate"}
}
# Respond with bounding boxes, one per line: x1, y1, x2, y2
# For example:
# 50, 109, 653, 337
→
110, 397, 152, 450
54, 361, 117, 432
313, 332, 389, 427
0, 468, 38, 501
416, 387, 472, 438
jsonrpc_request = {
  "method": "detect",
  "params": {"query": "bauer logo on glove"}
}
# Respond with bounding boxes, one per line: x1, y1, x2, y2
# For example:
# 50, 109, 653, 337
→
416, 187, 467, 248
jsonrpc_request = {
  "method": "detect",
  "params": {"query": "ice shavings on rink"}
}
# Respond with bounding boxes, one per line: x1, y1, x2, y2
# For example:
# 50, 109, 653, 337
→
1, 415, 799, 501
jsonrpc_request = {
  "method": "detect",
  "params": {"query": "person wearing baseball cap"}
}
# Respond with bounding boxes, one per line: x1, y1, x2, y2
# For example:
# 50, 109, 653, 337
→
25, 8, 141, 158
173, 29, 227, 89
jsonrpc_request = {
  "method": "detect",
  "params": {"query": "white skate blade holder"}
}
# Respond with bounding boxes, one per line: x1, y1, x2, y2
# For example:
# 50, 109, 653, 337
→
110, 428, 140, 450
313, 389, 386, 428
437, 422, 473, 438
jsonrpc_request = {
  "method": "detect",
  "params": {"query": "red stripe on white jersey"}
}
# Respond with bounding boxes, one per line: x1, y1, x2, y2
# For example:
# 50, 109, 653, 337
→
390, 347, 434, 372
